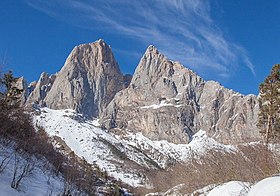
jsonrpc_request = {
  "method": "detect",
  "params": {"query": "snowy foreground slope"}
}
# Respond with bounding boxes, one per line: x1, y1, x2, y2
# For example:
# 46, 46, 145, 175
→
34, 108, 235, 187
247, 176, 280, 196
0, 144, 64, 195
32, 108, 280, 195
206, 176, 280, 196
147, 176, 280, 196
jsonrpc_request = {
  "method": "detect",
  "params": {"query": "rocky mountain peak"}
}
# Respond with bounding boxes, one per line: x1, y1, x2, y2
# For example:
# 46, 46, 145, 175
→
100, 45, 260, 144
27, 39, 130, 118
26, 72, 56, 106
146, 45, 159, 53
129, 45, 204, 105
132, 45, 165, 81
26, 40, 260, 144
64, 40, 120, 74
97, 38, 106, 44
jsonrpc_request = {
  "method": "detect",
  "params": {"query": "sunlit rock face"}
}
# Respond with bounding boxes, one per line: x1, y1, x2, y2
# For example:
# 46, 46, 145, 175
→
27, 40, 260, 144
100, 45, 260, 144
26, 72, 56, 106
28, 39, 130, 118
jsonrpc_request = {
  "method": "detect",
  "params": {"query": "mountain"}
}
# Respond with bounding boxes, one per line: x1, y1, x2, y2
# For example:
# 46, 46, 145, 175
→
26, 40, 260, 144
26, 72, 56, 106
100, 45, 260, 144
27, 39, 131, 118
12, 39, 278, 194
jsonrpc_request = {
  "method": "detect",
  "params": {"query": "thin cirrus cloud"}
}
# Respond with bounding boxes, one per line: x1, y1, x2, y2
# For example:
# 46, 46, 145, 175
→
26, 0, 255, 78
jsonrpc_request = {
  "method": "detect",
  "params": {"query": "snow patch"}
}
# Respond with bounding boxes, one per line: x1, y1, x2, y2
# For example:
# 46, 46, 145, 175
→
140, 100, 182, 109
247, 176, 280, 196
203, 176, 280, 196
207, 181, 250, 196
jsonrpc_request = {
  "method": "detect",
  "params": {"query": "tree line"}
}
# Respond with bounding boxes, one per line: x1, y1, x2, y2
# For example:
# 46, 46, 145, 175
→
258, 64, 280, 144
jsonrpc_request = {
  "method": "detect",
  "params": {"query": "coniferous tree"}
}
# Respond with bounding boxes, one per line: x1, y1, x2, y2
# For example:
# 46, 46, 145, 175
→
0, 70, 24, 106
258, 64, 280, 144
3, 71, 14, 89
0, 70, 16, 95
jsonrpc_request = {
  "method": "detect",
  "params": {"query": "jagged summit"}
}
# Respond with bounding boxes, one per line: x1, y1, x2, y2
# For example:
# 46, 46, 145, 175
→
146, 44, 159, 52
27, 39, 130, 118
97, 38, 106, 44
76, 39, 107, 47
100, 45, 260, 144
26, 39, 260, 144
26, 72, 56, 106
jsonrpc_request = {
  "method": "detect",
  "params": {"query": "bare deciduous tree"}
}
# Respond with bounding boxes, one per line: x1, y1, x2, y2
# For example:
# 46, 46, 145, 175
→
11, 152, 34, 190
0, 149, 13, 173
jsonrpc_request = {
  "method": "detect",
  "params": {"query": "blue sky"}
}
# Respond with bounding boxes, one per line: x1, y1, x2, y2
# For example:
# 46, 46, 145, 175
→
1, 0, 280, 95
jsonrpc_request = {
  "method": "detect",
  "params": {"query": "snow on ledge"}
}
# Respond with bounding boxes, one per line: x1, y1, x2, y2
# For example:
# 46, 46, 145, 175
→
140, 101, 182, 109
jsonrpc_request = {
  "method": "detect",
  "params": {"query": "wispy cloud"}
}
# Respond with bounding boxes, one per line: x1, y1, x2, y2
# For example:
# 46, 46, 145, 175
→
112, 48, 143, 59
26, 0, 255, 78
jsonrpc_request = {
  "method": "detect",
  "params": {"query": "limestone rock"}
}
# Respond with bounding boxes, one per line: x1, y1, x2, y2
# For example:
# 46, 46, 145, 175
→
26, 72, 56, 106
101, 46, 205, 143
100, 46, 260, 144
27, 40, 260, 144
197, 81, 260, 143
27, 81, 37, 95
30, 39, 129, 118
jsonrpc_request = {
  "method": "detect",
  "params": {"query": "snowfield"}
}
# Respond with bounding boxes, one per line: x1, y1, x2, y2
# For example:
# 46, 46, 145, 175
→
206, 176, 280, 196
33, 108, 235, 187
247, 176, 280, 196
148, 176, 280, 196
32, 108, 280, 195
34, 108, 144, 187
207, 181, 250, 196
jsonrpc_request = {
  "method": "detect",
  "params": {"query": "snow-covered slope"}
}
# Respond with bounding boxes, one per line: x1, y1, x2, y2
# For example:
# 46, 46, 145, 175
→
33, 108, 236, 188
31, 107, 280, 196
150, 176, 280, 196
0, 144, 64, 195
205, 176, 280, 196
207, 181, 250, 196
247, 176, 280, 196
34, 108, 143, 187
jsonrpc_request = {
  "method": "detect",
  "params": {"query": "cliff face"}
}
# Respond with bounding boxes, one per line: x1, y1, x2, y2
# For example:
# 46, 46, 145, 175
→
26, 72, 56, 106
27, 39, 130, 118
27, 40, 260, 144
99, 45, 260, 144
197, 81, 259, 144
